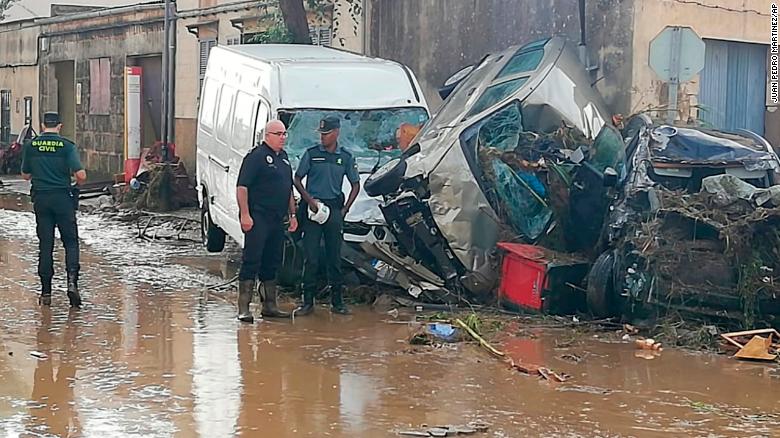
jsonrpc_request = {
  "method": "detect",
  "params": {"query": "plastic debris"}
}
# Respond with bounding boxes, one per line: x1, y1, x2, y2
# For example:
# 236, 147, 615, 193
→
409, 323, 463, 345
721, 329, 780, 361
397, 421, 489, 436
635, 338, 663, 351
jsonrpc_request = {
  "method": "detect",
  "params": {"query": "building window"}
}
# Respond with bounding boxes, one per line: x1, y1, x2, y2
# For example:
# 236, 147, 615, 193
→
215, 84, 234, 143
89, 58, 111, 115
241, 32, 259, 44
309, 26, 332, 46
226, 36, 241, 45
199, 38, 217, 96
0, 90, 10, 145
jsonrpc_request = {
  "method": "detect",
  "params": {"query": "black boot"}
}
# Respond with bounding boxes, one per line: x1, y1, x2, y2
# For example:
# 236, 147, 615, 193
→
39, 277, 52, 306
66, 271, 81, 308
330, 287, 351, 315
294, 290, 315, 316
237, 280, 255, 323
260, 280, 290, 318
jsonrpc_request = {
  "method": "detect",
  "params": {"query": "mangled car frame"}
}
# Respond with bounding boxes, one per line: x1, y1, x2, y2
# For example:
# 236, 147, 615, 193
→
365, 37, 620, 301
589, 115, 780, 327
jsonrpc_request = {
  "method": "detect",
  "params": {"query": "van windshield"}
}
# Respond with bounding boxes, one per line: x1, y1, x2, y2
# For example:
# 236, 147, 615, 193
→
280, 108, 429, 172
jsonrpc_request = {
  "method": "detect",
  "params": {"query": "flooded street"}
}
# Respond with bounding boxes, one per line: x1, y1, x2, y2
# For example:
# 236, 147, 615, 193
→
1, 195, 779, 437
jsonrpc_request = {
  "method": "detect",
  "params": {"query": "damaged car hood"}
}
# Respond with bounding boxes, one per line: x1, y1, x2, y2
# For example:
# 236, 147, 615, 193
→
649, 125, 779, 171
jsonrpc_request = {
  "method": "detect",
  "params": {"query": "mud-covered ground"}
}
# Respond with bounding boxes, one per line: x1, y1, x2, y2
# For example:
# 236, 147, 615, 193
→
1, 182, 779, 437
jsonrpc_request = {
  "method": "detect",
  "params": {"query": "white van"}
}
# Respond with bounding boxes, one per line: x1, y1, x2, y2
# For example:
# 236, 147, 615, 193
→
196, 44, 429, 251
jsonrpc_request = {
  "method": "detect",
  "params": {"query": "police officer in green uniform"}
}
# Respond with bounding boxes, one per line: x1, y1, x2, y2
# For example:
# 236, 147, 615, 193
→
293, 115, 360, 315
21, 112, 86, 308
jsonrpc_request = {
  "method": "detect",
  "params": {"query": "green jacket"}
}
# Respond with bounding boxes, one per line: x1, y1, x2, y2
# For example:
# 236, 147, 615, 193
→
21, 132, 84, 192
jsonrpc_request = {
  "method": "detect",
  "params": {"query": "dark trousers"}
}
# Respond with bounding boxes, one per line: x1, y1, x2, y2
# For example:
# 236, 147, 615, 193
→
238, 209, 285, 282
300, 198, 344, 305
32, 191, 80, 280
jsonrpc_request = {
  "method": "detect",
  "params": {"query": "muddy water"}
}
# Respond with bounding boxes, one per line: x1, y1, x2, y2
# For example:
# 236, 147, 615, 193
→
1, 200, 779, 437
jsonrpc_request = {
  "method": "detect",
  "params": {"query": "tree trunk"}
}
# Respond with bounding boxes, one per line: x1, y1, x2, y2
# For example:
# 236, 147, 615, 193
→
278, 0, 312, 44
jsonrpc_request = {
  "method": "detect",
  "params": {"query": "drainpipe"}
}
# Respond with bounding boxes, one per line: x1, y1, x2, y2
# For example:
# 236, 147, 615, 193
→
167, 0, 177, 152
161, 0, 170, 159
578, 0, 588, 68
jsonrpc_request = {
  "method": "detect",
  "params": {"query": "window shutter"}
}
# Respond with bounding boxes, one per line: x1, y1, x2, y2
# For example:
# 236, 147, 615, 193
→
199, 38, 217, 96
320, 27, 332, 47
308, 26, 332, 46
0, 90, 10, 145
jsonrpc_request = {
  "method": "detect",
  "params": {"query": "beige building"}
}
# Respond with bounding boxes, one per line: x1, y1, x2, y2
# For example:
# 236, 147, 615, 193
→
628, 0, 778, 145
0, 0, 359, 175
0, 19, 40, 143
0, 1, 142, 145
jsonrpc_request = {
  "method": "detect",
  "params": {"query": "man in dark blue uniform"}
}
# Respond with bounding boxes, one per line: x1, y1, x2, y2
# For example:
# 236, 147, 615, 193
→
236, 119, 298, 323
293, 115, 360, 315
20, 112, 86, 308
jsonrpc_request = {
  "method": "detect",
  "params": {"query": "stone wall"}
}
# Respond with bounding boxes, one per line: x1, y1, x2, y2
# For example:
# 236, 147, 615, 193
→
39, 6, 164, 179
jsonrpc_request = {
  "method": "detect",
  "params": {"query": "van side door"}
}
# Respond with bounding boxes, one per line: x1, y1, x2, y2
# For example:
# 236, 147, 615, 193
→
210, 83, 236, 224
196, 78, 220, 214
223, 93, 271, 242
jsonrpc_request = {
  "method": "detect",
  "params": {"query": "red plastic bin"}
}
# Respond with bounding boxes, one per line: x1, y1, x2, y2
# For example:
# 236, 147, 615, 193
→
496, 242, 589, 313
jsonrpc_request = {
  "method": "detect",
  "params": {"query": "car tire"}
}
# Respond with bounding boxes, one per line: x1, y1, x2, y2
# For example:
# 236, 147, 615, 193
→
587, 250, 618, 318
201, 194, 226, 253
365, 157, 407, 197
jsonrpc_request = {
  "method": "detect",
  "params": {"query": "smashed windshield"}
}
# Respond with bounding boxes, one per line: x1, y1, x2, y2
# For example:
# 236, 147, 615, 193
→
462, 101, 554, 241
280, 108, 429, 172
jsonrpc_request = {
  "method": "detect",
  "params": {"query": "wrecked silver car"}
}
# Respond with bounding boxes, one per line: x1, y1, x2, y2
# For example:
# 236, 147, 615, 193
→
365, 37, 614, 298
588, 115, 780, 327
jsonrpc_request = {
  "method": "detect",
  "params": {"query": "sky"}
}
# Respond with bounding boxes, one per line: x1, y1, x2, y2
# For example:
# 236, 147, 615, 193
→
3, 0, 147, 23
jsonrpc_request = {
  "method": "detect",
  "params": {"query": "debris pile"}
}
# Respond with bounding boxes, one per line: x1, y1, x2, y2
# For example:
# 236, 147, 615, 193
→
617, 181, 780, 328
123, 142, 198, 212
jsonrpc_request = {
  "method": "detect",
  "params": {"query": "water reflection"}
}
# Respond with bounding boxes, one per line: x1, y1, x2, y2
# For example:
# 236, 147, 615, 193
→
192, 303, 240, 437
1, 214, 779, 437
26, 309, 81, 437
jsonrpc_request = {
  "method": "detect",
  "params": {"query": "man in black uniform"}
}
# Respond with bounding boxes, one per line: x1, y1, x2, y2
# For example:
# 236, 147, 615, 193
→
236, 119, 298, 323
20, 112, 86, 308
293, 115, 360, 316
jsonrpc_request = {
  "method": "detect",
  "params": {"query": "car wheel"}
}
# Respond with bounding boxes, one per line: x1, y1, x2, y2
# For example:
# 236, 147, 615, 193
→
201, 195, 226, 252
365, 157, 407, 197
587, 250, 618, 318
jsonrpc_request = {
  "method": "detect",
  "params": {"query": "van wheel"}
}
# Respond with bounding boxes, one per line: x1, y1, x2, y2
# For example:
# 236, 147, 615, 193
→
587, 250, 618, 318
201, 199, 226, 252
